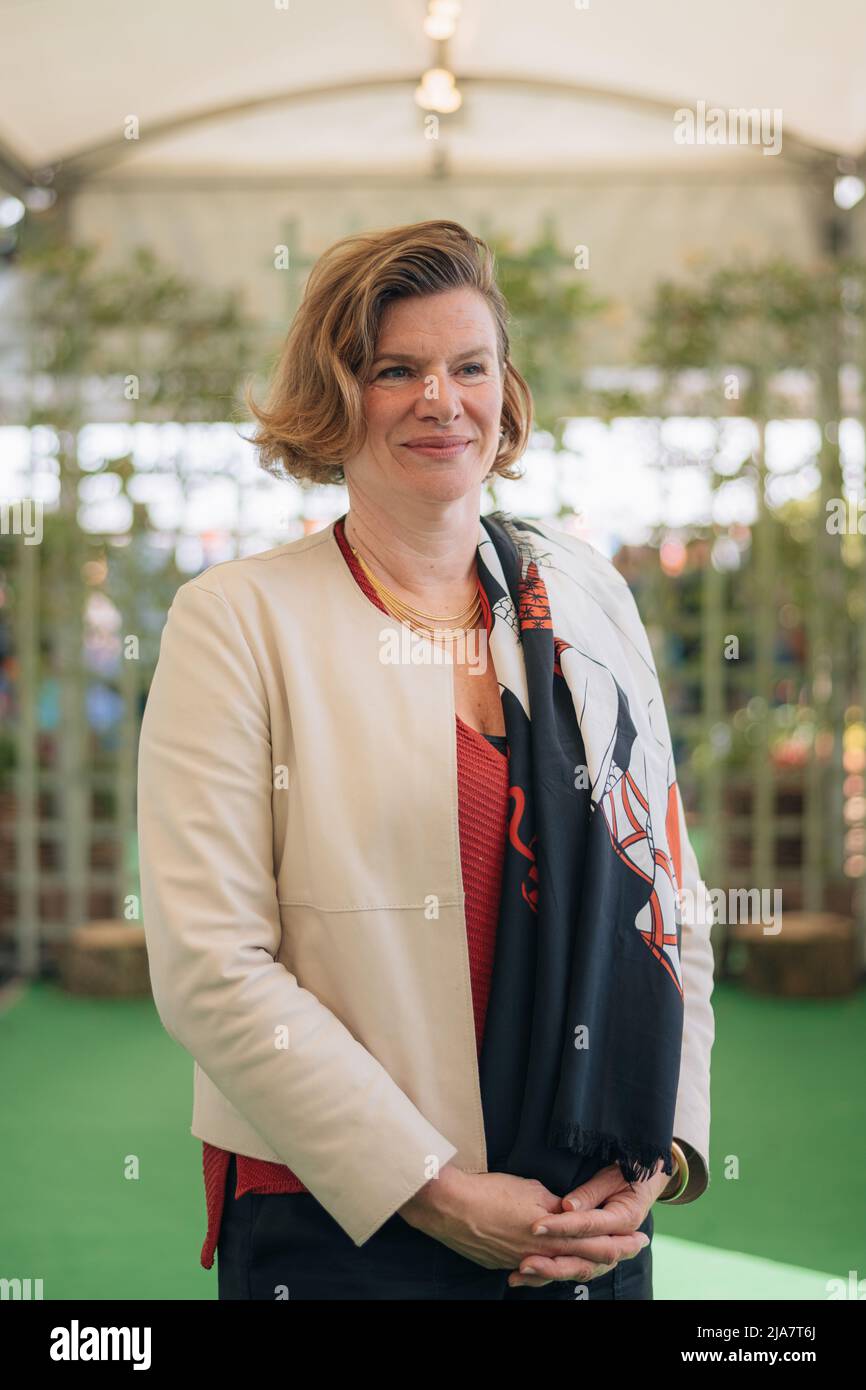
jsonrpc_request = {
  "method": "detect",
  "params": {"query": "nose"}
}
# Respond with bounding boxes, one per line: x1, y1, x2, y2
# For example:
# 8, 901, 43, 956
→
412, 369, 462, 422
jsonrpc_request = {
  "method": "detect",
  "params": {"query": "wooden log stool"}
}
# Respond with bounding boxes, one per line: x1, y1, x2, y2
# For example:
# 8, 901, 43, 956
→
62, 920, 150, 997
729, 911, 858, 998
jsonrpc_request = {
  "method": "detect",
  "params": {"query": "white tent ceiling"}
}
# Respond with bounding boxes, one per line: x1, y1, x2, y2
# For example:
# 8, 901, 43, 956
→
0, 0, 864, 193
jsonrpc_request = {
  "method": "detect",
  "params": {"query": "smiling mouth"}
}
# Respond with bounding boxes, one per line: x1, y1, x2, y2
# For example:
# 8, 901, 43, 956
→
402, 439, 473, 457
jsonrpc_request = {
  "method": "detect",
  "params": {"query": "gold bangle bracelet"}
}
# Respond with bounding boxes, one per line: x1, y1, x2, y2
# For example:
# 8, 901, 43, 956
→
656, 1140, 689, 1203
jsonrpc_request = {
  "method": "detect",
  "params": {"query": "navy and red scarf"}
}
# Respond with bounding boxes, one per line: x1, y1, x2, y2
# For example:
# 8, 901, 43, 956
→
475, 511, 686, 1195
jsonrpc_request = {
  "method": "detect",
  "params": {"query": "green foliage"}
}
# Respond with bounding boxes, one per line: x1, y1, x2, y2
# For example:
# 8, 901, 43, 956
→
16, 241, 261, 422
639, 255, 859, 418
487, 227, 609, 448
8, 241, 269, 663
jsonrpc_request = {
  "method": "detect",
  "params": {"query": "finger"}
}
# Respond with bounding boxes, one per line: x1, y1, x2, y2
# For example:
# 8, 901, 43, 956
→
530, 1206, 647, 1239
520, 1232, 649, 1270
507, 1271, 554, 1288
530, 1202, 644, 1238
515, 1256, 618, 1283
560, 1163, 625, 1214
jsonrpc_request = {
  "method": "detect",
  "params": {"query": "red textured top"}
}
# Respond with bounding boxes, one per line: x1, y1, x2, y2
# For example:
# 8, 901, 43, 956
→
199, 515, 510, 1269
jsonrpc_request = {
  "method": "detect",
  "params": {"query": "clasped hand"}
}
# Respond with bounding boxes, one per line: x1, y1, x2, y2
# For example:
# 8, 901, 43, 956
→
507, 1161, 670, 1288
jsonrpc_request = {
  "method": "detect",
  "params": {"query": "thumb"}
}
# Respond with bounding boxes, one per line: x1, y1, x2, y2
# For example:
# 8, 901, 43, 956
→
561, 1163, 624, 1212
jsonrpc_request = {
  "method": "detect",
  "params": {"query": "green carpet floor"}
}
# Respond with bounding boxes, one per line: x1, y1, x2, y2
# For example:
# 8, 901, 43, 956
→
1, 979, 864, 1300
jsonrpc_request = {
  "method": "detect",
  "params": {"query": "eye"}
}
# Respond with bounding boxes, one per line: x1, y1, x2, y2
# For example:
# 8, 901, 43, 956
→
458, 362, 486, 376
376, 365, 411, 380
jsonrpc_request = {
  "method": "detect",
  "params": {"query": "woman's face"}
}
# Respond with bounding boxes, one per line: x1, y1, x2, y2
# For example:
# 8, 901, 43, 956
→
349, 287, 505, 507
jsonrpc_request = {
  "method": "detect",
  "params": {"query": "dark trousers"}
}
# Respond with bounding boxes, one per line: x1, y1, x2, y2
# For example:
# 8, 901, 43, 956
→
217, 1155, 653, 1300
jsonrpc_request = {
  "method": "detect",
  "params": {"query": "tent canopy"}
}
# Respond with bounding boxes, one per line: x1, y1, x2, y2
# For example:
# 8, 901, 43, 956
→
1, 0, 863, 194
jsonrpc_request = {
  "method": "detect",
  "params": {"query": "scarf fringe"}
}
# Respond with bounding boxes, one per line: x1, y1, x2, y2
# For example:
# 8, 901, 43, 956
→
549, 1121, 674, 1184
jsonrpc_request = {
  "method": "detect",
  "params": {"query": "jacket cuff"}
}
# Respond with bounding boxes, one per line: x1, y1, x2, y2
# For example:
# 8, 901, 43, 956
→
349, 1139, 462, 1246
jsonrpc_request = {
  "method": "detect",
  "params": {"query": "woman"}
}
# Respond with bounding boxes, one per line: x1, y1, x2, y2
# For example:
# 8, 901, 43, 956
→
138, 219, 715, 1301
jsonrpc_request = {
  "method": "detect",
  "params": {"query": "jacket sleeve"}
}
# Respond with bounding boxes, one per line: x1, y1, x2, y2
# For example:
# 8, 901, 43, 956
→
667, 780, 716, 1203
137, 576, 459, 1246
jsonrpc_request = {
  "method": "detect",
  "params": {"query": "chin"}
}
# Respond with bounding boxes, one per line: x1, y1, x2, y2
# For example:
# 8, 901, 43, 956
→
414, 475, 483, 505
400, 459, 490, 499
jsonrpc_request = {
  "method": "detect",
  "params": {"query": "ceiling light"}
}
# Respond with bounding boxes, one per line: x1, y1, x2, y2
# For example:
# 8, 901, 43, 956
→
0, 195, 26, 228
414, 67, 462, 114
25, 186, 56, 211
423, 13, 456, 39
834, 175, 865, 210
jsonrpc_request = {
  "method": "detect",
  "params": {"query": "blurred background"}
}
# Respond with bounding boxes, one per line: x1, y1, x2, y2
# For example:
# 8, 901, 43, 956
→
1, 0, 864, 1300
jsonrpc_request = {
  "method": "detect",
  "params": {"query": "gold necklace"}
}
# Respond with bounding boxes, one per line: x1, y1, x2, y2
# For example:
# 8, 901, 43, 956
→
350, 542, 482, 639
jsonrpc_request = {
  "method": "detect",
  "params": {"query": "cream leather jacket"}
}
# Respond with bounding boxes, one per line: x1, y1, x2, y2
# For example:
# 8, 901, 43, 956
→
137, 514, 715, 1246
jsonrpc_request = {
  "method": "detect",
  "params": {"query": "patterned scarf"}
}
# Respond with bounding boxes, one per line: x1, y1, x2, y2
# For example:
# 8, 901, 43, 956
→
475, 511, 686, 1195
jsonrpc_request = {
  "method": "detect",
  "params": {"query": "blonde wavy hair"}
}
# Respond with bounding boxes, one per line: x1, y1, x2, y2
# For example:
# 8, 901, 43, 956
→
244, 219, 533, 487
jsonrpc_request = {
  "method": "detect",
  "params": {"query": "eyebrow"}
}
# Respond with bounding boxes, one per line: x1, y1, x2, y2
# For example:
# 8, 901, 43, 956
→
370, 344, 495, 367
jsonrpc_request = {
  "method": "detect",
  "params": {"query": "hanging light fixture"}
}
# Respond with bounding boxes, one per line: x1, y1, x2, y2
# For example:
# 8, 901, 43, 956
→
416, 1, 462, 111
424, 0, 461, 40
414, 66, 462, 113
